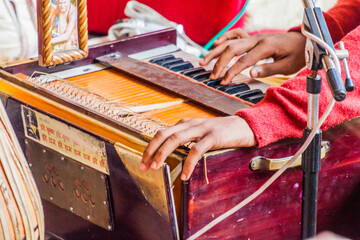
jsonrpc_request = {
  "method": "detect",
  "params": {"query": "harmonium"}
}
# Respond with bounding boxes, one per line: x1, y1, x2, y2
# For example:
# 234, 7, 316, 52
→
1, 29, 360, 239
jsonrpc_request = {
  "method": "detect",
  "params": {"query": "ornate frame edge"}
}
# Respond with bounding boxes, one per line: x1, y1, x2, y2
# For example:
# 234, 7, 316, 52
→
37, 0, 89, 66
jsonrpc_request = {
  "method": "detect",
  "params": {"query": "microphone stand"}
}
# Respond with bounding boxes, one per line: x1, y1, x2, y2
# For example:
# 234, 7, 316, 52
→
300, 0, 354, 239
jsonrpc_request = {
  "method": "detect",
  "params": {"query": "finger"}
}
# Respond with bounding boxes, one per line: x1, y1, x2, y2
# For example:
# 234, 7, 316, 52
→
250, 58, 291, 78
199, 42, 230, 66
214, 28, 250, 45
141, 123, 192, 170
200, 38, 248, 67
215, 29, 249, 45
151, 125, 208, 170
201, 32, 251, 66
175, 118, 191, 125
181, 135, 214, 181
212, 39, 261, 81
142, 119, 204, 169
221, 41, 274, 84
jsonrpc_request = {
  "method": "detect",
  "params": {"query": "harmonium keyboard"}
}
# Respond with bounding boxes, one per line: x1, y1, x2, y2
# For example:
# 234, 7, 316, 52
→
1, 29, 360, 239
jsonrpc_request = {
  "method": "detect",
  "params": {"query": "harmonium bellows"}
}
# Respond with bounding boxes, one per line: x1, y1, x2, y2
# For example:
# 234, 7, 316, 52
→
1, 29, 360, 239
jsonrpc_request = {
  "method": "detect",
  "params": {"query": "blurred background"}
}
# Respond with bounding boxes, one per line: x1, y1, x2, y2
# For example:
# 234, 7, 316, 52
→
87, 0, 337, 44
0, 0, 337, 63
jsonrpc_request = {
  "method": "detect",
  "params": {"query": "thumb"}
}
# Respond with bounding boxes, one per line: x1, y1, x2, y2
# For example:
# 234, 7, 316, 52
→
250, 59, 288, 78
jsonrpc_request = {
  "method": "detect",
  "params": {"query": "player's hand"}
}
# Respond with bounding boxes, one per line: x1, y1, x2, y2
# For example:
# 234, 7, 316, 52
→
140, 116, 257, 181
213, 28, 250, 46
199, 30, 306, 85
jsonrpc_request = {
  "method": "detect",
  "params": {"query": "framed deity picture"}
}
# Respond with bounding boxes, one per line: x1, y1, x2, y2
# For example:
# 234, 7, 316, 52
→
37, 0, 88, 66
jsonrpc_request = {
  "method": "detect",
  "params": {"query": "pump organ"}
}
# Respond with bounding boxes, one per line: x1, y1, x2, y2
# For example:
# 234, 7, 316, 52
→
1, 29, 360, 239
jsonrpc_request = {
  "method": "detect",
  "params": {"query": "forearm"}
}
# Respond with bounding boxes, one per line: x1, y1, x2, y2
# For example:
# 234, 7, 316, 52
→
237, 25, 360, 147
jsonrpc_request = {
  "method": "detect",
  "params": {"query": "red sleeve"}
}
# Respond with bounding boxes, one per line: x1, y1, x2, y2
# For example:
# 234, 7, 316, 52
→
236, 25, 360, 147
289, 0, 360, 43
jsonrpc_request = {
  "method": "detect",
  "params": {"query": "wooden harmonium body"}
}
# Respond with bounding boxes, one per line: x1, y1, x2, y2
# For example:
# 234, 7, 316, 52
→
1, 29, 360, 240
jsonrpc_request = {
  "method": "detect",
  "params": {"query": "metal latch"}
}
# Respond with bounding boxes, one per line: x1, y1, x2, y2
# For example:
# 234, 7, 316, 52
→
250, 141, 330, 171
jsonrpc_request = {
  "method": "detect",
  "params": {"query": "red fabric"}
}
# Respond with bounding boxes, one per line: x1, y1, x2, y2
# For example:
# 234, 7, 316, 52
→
237, 0, 360, 147
87, 0, 246, 45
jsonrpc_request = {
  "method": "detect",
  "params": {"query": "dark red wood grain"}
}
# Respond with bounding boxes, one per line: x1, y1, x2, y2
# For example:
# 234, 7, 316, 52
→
184, 118, 360, 239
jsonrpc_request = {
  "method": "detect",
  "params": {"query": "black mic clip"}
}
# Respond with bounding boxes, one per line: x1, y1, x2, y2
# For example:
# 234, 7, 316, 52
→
302, 7, 349, 101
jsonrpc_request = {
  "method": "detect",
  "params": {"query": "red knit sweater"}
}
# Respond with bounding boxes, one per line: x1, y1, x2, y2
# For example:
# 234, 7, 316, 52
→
236, 0, 360, 147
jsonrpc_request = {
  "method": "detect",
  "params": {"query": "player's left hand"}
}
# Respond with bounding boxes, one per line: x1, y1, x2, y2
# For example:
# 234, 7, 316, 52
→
140, 116, 257, 181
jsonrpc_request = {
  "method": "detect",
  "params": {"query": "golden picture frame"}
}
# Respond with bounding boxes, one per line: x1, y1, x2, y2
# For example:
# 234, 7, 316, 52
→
37, 0, 88, 66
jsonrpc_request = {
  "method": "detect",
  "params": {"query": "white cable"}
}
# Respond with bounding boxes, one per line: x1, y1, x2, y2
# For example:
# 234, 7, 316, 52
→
187, 26, 341, 240
301, 24, 341, 71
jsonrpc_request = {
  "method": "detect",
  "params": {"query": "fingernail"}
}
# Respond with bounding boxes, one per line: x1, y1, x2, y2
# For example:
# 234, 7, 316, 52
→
140, 163, 146, 171
251, 67, 261, 78
210, 74, 214, 79
181, 173, 187, 181
220, 79, 226, 85
150, 161, 157, 169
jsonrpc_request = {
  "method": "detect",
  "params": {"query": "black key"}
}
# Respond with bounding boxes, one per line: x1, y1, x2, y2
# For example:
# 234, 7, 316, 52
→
235, 89, 263, 101
192, 71, 212, 81
149, 55, 175, 64
199, 79, 211, 84
181, 67, 206, 76
222, 83, 250, 94
212, 83, 248, 93
168, 62, 194, 72
214, 85, 228, 90
161, 58, 184, 68
204, 79, 222, 87
247, 94, 265, 104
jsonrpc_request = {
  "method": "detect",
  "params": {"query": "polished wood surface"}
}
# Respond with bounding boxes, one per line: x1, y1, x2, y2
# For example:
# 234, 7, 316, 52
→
184, 119, 360, 239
